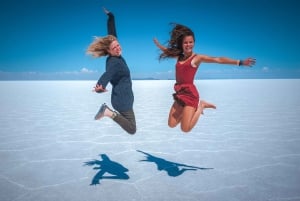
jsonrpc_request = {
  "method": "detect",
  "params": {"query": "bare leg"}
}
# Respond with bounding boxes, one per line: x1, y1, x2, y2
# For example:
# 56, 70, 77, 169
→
180, 105, 202, 133
200, 100, 216, 114
168, 101, 183, 128
168, 100, 216, 132
103, 107, 115, 117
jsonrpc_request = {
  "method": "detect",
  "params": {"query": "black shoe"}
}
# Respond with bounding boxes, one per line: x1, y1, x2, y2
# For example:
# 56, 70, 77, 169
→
94, 103, 107, 120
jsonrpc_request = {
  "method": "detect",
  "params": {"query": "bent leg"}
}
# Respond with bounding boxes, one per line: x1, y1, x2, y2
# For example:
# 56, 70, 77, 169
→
113, 110, 136, 134
180, 100, 216, 133
180, 105, 203, 133
200, 100, 216, 115
168, 101, 183, 128
201, 100, 216, 111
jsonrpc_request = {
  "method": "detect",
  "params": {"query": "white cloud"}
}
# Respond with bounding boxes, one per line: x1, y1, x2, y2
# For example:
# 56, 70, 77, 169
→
262, 66, 269, 72
80, 67, 94, 73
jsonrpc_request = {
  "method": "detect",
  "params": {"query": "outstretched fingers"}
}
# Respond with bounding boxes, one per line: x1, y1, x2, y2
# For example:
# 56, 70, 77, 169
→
245, 57, 256, 67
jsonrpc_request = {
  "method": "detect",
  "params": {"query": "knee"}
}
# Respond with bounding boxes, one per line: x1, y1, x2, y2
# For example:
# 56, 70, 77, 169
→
127, 127, 136, 135
168, 123, 176, 128
168, 121, 178, 128
180, 125, 192, 133
128, 130, 136, 135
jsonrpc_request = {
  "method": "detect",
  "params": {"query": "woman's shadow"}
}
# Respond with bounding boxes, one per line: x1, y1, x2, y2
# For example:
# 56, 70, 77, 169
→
84, 154, 129, 185
137, 150, 213, 177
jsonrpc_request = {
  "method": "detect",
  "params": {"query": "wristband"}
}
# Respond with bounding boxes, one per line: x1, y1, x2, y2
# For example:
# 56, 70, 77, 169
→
238, 60, 244, 66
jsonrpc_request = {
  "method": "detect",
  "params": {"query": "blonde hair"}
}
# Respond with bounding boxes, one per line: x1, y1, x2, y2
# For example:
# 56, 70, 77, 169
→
86, 35, 117, 57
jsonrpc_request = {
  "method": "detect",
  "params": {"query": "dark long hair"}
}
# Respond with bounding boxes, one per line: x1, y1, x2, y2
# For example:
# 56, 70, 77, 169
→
159, 23, 195, 60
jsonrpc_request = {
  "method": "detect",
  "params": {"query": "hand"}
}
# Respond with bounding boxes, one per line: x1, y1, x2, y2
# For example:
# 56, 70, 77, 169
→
241, 58, 256, 67
102, 7, 110, 15
93, 84, 107, 93
153, 38, 160, 46
153, 38, 167, 51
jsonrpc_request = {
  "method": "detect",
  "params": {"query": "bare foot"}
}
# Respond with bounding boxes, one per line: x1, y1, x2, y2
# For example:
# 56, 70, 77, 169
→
200, 100, 216, 110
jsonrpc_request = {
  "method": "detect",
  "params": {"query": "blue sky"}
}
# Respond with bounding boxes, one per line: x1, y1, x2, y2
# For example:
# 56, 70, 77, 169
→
1, 0, 299, 80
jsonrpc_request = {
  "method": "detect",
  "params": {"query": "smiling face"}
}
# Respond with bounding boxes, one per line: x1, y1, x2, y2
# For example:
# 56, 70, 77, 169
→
108, 40, 122, 56
182, 35, 194, 55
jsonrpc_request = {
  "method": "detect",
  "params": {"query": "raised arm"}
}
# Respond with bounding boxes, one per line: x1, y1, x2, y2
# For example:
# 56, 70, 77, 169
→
153, 38, 167, 52
103, 7, 117, 37
193, 55, 256, 67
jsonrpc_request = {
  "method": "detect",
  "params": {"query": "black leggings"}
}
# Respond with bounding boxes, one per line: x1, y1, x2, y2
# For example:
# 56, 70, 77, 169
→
113, 110, 136, 135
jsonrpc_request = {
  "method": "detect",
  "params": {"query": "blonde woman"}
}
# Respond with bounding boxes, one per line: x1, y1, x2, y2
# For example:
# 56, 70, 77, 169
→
87, 8, 136, 134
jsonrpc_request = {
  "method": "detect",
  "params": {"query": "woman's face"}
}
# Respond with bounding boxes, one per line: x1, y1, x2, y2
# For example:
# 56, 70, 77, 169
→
108, 40, 122, 56
182, 35, 194, 55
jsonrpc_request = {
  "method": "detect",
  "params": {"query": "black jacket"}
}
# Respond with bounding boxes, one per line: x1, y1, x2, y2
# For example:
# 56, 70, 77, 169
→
97, 56, 134, 112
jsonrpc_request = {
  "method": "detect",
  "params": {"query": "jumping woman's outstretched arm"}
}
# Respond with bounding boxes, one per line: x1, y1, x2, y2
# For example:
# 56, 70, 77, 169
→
192, 55, 256, 67
153, 38, 167, 52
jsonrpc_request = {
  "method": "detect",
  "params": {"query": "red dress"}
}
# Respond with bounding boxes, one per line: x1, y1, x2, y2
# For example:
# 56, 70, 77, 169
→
173, 54, 199, 108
